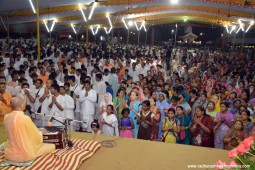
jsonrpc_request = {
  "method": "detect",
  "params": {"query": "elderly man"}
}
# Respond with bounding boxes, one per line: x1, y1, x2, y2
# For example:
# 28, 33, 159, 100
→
4, 96, 55, 163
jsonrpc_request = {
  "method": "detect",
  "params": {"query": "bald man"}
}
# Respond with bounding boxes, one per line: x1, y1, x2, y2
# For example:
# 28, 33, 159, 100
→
4, 96, 55, 163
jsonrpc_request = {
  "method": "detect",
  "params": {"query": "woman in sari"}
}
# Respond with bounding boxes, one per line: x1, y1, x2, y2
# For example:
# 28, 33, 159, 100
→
206, 101, 217, 119
224, 120, 246, 150
178, 93, 191, 115
156, 92, 169, 140
240, 110, 254, 134
129, 90, 142, 138
190, 106, 214, 147
113, 88, 128, 120
98, 93, 113, 129
214, 102, 234, 149
149, 97, 161, 141
137, 100, 154, 140
211, 94, 221, 113
176, 106, 191, 145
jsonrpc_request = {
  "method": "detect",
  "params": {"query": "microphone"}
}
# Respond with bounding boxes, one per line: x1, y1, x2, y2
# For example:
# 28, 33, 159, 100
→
47, 117, 54, 127
25, 105, 33, 115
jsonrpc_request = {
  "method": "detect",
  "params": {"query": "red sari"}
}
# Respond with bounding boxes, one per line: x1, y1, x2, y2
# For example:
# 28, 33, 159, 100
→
191, 115, 214, 148
224, 130, 246, 150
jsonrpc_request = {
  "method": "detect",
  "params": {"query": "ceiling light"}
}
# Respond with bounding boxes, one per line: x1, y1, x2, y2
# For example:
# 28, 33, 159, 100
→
170, 0, 178, 4
90, 25, 100, 35
128, 21, 133, 27
88, 2, 97, 20
71, 24, 77, 34
122, 18, 128, 29
79, 4, 87, 22
29, 0, 36, 14
225, 25, 230, 33
245, 20, 254, 32
43, 20, 50, 32
50, 19, 56, 32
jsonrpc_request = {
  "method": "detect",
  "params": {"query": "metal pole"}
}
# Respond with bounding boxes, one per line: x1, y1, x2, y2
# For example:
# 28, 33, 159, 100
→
86, 27, 89, 53
36, 0, 41, 62
7, 16, 9, 45
126, 29, 129, 47
145, 31, 147, 45
94, 35, 96, 45
241, 32, 245, 52
138, 30, 140, 45
232, 32, 236, 51
50, 32, 51, 44
111, 28, 113, 47
174, 23, 177, 47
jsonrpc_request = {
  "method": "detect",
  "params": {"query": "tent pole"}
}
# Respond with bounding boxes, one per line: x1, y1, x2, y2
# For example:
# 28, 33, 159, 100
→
111, 28, 113, 47
126, 29, 129, 48
86, 27, 89, 53
36, 0, 41, 62
145, 31, 147, 45
7, 16, 9, 45
138, 30, 140, 46
241, 32, 245, 52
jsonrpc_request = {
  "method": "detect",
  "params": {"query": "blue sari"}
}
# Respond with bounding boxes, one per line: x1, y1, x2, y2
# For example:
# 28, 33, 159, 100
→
129, 101, 141, 138
176, 114, 191, 144
156, 93, 169, 141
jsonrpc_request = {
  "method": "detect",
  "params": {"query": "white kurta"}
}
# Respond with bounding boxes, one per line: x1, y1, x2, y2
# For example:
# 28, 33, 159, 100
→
18, 89, 35, 111
48, 94, 66, 127
40, 89, 52, 127
70, 84, 81, 114
93, 80, 106, 105
62, 94, 75, 131
101, 112, 119, 136
33, 88, 45, 127
78, 89, 97, 132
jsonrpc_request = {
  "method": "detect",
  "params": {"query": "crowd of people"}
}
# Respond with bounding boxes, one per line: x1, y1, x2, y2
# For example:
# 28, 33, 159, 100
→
1, 40, 255, 150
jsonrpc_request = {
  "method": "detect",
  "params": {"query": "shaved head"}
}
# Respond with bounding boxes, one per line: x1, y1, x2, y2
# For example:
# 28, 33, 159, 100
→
10, 96, 26, 110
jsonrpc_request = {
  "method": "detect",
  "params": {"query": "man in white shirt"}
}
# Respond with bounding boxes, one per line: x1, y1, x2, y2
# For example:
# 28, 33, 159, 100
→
59, 86, 75, 131
78, 80, 97, 132
129, 63, 139, 82
18, 83, 35, 111
68, 75, 82, 130
56, 64, 65, 83
48, 84, 66, 126
31, 78, 43, 126
93, 73, 106, 105
102, 69, 110, 82
38, 79, 53, 126
74, 56, 82, 69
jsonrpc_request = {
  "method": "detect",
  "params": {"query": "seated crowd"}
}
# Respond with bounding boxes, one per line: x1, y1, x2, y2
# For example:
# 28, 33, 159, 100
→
1, 40, 255, 150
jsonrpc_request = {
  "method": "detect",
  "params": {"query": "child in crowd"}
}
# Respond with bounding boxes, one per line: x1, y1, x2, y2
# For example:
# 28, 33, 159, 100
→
91, 120, 101, 134
162, 108, 180, 143
119, 108, 134, 138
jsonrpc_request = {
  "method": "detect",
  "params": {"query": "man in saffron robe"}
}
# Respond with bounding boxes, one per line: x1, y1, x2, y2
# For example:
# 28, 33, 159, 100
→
4, 96, 55, 163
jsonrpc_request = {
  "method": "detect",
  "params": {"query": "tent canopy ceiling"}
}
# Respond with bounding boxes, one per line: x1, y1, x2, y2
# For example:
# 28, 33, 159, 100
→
0, 0, 254, 32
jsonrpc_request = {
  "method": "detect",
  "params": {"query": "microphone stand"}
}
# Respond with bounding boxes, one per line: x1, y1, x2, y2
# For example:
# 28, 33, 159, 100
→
50, 117, 73, 147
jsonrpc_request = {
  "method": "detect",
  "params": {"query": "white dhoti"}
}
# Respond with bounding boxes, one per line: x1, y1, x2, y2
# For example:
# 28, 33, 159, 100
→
82, 115, 94, 132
